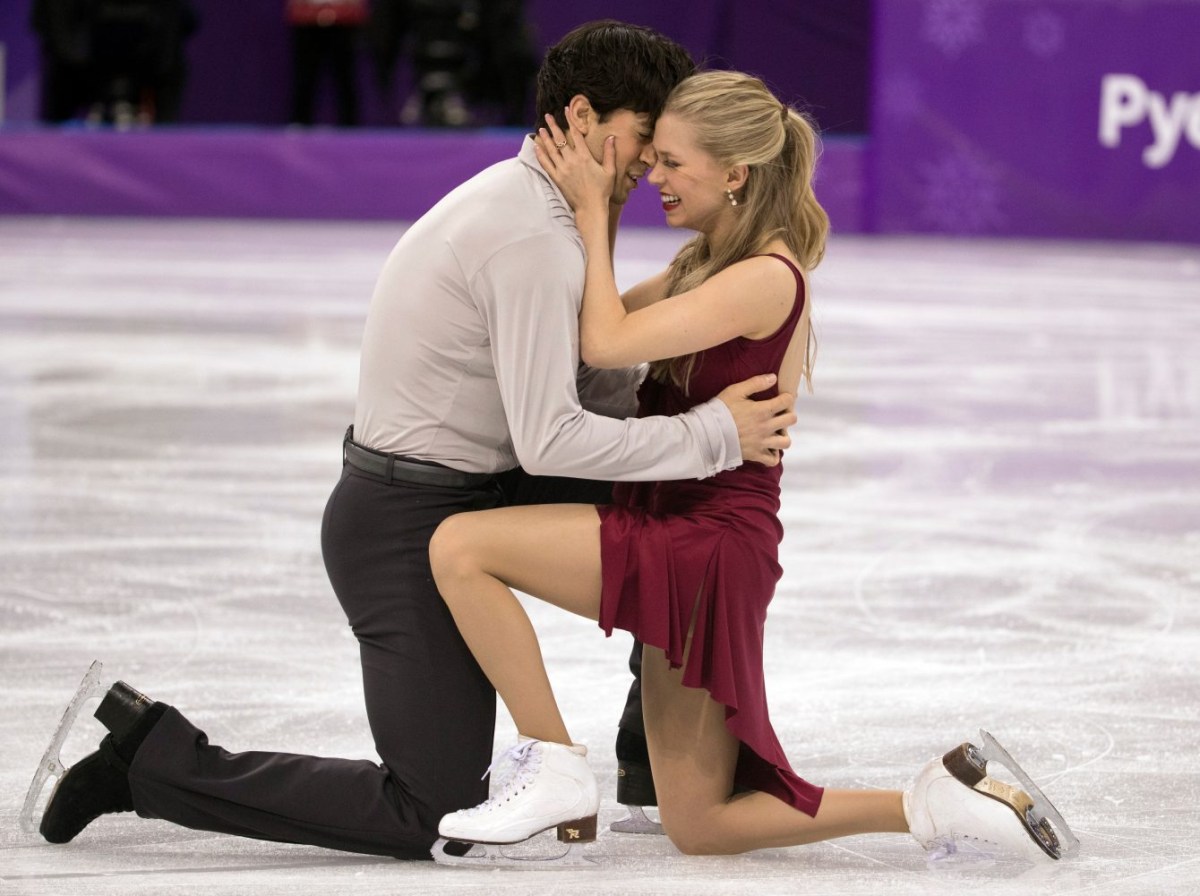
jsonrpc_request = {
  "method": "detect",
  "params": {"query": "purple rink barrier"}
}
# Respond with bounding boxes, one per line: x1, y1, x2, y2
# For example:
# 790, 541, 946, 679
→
0, 128, 515, 221
0, 126, 866, 231
872, 0, 1200, 242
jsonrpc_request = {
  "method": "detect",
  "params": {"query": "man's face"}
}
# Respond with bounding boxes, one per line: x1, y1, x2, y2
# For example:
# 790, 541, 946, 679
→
583, 110, 656, 205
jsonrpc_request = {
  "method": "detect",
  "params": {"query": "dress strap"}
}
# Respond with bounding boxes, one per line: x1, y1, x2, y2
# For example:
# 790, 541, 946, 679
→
759, 252, 804, 285
750, 253, 806, 332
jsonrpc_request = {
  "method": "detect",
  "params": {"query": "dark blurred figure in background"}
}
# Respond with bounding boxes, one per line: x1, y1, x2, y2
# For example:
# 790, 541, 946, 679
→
465, 0, 535, 126
287, 0, 368, 126
89, 0, 199, 125
404, 0, 471, 126
367, 0, 535, 128
30, 0, 93, 122
31, 0, 198, 127
398, 0, 474, 127
366, 0, 408, 117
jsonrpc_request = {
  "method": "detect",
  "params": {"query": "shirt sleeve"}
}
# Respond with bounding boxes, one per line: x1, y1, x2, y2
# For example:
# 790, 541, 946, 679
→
575, 362, 644, 420
473, 234, 741, 481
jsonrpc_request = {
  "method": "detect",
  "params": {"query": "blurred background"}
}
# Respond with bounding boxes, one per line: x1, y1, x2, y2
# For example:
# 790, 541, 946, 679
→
3, 0, 871, 131
0, 0, 1197, 241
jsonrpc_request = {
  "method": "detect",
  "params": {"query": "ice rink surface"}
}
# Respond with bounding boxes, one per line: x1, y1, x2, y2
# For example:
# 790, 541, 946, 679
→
1, 217, 1198, 895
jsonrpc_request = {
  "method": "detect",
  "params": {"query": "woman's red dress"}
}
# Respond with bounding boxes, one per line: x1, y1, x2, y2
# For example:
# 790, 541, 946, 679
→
598, 254, 823, 816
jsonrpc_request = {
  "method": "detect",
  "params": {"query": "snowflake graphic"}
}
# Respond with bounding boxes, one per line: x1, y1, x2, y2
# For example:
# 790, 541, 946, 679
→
921, 0, 986, 58
918, 149, 1006, 234
1024, 9, 1066, 58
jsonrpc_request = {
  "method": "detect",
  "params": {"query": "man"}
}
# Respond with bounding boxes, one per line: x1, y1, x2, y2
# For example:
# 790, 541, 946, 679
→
33, 20, 795, 860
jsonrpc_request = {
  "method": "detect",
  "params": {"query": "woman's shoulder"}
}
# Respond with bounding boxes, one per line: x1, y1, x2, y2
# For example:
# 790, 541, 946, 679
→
716, 247, 804, 297
748, 243, 804, 277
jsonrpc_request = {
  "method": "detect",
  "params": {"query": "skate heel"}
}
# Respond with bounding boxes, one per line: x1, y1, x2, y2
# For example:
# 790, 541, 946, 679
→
943, 743, 986, 786
94, 681, 153, 742
556, 815, 597, 844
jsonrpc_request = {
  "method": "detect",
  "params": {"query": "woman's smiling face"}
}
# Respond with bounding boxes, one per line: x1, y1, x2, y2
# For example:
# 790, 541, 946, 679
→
646, 113, 731, 233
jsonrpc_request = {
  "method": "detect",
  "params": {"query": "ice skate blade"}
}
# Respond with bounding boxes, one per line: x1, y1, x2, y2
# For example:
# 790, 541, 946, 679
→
610, 805, 664, 835
19, 661, 109, 834
945, 729, 1079, 860
431, 837, 596, 868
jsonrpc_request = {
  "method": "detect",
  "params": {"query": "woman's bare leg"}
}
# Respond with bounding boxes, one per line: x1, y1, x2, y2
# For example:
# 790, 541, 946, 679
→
641, 645, 909, 855
429, 503, 604, 746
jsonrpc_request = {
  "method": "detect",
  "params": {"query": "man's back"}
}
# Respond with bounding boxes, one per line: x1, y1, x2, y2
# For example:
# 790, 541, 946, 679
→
355, 141, 584, 472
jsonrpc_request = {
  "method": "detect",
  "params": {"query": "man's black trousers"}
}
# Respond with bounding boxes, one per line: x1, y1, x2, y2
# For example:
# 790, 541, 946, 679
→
127, 462, 639, 859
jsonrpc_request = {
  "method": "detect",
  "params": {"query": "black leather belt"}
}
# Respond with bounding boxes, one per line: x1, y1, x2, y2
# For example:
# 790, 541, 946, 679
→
342, 427, 495, 490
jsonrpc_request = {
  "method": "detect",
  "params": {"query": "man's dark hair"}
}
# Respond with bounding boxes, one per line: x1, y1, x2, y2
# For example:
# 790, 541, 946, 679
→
534, 20, 696, 129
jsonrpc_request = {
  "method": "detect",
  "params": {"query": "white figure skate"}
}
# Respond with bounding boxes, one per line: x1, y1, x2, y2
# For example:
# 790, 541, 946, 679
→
432, 738, 600, 867
19, 661, 109, 834
904, 729, 1079, 862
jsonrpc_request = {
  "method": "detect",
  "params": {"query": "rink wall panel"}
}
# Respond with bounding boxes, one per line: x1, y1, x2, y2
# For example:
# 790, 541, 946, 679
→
0, 127, 869, 232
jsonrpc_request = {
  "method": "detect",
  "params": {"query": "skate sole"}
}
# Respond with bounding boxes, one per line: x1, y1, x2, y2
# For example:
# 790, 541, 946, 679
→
944, 729, 1079, 859
19, 661, 108, 834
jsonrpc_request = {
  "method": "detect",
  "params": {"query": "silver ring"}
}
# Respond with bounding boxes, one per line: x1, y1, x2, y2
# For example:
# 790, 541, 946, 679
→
555, 141, 567, 149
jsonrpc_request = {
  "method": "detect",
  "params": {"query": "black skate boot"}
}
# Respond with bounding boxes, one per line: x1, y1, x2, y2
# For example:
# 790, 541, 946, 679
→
616, 727, 657, 805
612, 727, 662, 834
39, 681, 166, 843
39, 735, 134, 843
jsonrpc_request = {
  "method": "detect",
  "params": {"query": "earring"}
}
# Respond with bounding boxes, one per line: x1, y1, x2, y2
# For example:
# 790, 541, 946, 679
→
726, 189, 738, 207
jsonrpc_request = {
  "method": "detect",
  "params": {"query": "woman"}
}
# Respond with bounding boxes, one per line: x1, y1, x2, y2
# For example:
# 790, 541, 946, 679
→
428, 71, 1073, 863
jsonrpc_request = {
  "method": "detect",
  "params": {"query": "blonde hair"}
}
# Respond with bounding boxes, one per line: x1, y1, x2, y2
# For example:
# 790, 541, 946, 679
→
649, 70, 829, 391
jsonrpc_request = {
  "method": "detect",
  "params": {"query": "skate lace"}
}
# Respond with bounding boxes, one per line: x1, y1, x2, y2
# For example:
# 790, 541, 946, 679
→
464, 740, 543, 816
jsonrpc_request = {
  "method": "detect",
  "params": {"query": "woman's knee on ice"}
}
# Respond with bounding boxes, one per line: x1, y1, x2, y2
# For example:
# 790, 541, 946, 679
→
663, 821, 734, 856
660, 806, 736, 856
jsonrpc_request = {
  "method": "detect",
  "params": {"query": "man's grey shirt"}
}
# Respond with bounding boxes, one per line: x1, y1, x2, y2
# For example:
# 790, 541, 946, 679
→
353, 138, 741, 480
